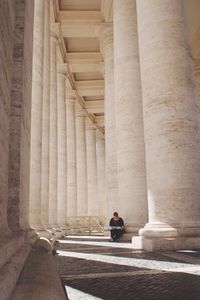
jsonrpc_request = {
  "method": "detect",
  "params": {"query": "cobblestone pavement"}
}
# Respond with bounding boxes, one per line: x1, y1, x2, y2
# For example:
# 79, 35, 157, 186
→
54, 238, 200, 300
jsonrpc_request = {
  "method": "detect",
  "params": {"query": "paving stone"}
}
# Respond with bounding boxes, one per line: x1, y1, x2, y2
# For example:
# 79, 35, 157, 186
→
55, 239, 200, 300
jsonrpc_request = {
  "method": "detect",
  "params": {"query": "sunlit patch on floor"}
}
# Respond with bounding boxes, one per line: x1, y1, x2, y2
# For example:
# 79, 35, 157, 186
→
65, 286, 103, 300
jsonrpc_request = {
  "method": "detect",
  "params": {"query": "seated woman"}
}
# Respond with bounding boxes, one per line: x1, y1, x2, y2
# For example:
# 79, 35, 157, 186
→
109, 212, 124, 242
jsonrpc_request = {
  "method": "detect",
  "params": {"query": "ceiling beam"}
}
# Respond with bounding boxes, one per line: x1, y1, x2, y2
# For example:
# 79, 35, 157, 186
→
70, 61, 103, 73
58, 11, 104, 24
85, 100, 104, 114
75, 80, 104, 97
61, 23, 100, 38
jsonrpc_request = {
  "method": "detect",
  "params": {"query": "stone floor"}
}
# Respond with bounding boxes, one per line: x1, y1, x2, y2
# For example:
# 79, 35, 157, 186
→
54, 237, 200, 300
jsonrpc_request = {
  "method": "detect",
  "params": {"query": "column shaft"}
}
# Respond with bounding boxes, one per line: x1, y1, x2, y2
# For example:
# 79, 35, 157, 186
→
29, 0, 45, 229
41, 0, 50, 228
76, 111, 88, 216
113, 0, 148, 233
137, 0, 200, 250
86, 124, 98, 216
49, 32, 58, 227
96, 131, 106, 217
57, 69, 67, 226
101, 24, 119, 222
66, 92, 77, 217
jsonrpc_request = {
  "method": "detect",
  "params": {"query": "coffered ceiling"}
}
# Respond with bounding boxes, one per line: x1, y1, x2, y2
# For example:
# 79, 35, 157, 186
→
53, 0, 109, 133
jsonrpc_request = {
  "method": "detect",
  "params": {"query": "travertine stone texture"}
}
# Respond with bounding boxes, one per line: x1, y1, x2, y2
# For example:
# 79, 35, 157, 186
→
96, 131, 106, 217
76, 105, 88, 216
57, 67, 67, 226
86, 122, 98, 216
29, 0, 45, 230
0, 0, 15, 234
113, 0, 148, 232
0, 1, 36, 299
49, 31, 58, 227
8, 0, 34, 232
41, 0, 50, 228
137, 0, 200, 243
66, 91, 77, 217
100, 23, 119, 223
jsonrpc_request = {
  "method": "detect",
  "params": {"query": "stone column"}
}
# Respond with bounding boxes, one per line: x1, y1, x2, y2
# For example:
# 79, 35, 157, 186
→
76, 104, 88, 216
136, 0, 200, 251
113, 0, 148, 234
96, 131, 106, 217
86, 121, 98, 216
41, 0, 50, 229
100, 23, 119, 224
49, 28, 58, 228
66, 90, 77, 217
29, 0, 45, 230
57, 64, 67, 227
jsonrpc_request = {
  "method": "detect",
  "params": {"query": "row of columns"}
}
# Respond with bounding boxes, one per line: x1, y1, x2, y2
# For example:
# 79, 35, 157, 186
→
103, 0, 200, 250
29, 1, 106, 235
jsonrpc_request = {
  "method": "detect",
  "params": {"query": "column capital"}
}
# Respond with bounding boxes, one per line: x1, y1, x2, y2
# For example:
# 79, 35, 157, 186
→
99, 22, 113, 57
85, 118, 96, 130
96, 129, 105, 140
101, 0, 113, 22
57, 63, 69, 78
76, 109, 87, 118
66, 89, 77, 103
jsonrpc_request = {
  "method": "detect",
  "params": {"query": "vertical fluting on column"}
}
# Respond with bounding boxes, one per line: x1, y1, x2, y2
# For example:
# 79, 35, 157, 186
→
76, 104, 88, 216
66, 90, 77, 217
29, 0, 45, 230
41, 0, 50, 229
113, 0, 148, 233
49, 30, 58, 228
100, 23, 119, 223
136, 0, 200, 250
96, 131, 106, 217
86, 120, 98, 216
57, 64, 67, 227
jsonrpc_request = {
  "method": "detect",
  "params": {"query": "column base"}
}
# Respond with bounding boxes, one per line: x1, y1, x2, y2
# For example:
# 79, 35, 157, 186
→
132, 235, 200, 251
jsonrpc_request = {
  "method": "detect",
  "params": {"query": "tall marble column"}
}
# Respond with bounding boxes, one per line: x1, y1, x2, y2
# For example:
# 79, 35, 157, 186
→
86, 121, 98, 216
66, 90, 77, 217
29, 0, 45, 230
136, 0, 200, 250
100, 23, 119, 223
49, 28, 58, 228
41, 0, 50, 229
76, 105, 88, 216
96, 131, 106, 217
57, 64, 67, 227
113, 0, 148, 234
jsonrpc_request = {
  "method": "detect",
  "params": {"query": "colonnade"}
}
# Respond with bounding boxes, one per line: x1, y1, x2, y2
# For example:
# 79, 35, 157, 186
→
28, 0, 200, 251
29, 0, 106, 238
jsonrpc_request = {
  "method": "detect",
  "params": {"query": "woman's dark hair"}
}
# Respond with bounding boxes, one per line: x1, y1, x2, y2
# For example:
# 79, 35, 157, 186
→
113, 212, 118, 217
